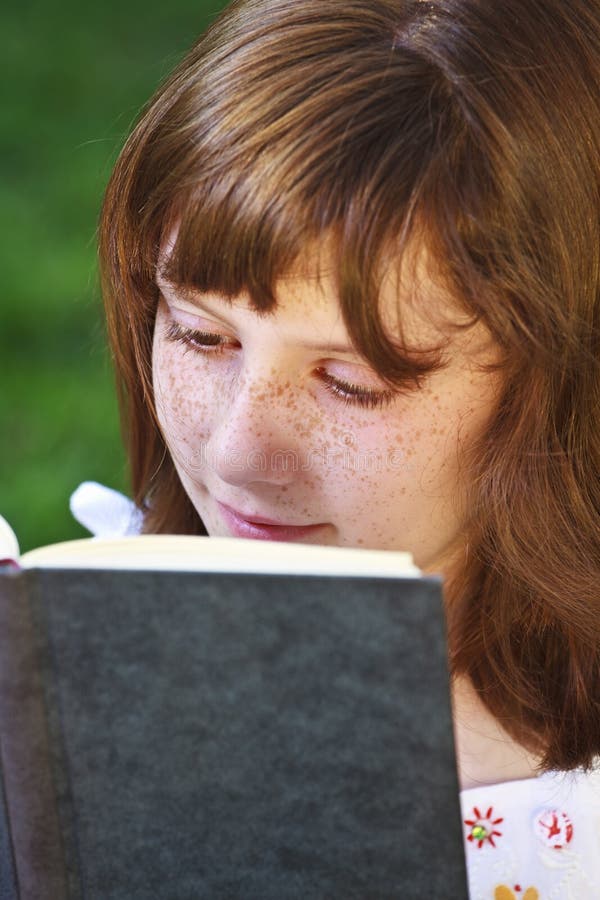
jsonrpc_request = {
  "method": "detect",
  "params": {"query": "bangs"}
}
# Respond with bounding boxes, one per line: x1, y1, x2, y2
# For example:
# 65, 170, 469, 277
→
161, 178, 449, 389
149, 2, 464, 387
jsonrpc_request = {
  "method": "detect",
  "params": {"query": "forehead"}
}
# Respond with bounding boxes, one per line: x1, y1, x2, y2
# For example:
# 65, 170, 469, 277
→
379, 248, 499, 362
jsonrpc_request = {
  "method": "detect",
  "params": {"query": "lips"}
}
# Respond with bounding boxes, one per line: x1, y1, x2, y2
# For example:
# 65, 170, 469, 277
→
216, 501, 326, 543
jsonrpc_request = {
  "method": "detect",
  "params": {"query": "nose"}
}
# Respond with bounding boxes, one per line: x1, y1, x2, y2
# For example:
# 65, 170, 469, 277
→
205, 368, 300, 489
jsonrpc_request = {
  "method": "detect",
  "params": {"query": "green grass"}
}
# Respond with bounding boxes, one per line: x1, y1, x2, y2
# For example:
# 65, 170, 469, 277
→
1, 0, 227, 552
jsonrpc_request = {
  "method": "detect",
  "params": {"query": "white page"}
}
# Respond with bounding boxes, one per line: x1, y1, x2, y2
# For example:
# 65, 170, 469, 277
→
17, 533, 419, 578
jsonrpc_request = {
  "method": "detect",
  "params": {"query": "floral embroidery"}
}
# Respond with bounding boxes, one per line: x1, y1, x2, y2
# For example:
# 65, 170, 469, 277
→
494, 886, 539, 900
465, 805, 504, 848
533, 808, 573, 849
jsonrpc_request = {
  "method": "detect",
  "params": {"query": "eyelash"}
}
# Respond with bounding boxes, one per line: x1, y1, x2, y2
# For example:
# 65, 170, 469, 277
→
313, 368, 395, 409
164, 321, 396, 410
166, 321, 230, 354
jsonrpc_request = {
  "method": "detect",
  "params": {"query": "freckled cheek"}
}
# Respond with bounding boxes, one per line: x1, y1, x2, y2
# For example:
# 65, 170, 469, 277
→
403, 388, 494, 497
152, 343, 218, 453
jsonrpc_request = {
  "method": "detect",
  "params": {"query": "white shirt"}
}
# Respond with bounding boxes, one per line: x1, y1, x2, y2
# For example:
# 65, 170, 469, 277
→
461, 767, 600, 899
70, 481, 144, 538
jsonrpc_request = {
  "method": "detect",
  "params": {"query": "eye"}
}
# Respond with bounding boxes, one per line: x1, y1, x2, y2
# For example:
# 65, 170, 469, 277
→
315, 367, 396, 410
164, 319, 397, 409
164, 321, 237, 355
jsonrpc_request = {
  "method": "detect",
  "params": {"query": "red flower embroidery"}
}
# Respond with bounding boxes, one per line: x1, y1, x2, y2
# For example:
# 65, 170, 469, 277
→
533, 808, 574, 849
464, 805, 504, 848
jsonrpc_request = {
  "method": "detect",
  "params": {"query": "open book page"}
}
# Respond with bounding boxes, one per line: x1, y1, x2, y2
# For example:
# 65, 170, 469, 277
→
1, 518, 419, 577
0, 515, 19, 563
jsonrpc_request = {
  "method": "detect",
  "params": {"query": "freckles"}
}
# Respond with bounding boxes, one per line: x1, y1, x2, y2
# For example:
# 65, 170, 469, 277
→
171, 373, 208, 426
295, 409, 324, 440
155, 351, 213, 467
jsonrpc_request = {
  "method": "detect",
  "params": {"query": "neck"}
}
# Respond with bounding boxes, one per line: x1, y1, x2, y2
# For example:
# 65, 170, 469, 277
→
452, 675, 542, 790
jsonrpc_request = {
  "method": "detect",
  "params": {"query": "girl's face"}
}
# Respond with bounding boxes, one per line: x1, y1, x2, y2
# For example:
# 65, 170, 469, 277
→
152, 245, 501, 573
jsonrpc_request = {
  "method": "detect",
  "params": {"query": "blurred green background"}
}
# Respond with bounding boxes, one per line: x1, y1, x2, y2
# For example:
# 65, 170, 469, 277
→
1, 0, 227, 552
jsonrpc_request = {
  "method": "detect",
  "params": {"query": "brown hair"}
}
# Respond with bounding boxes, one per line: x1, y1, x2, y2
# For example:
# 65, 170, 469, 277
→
99, 0, 600, 771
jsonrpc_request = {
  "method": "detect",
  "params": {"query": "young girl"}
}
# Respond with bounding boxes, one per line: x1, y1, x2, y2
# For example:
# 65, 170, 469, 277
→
92, 0, 600, 895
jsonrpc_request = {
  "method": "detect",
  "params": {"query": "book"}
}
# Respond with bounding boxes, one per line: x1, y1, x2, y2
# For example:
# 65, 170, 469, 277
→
0, 517, 467, 898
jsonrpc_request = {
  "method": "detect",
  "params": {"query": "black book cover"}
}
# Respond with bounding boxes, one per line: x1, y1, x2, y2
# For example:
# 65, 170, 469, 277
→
0, 566, 467, 899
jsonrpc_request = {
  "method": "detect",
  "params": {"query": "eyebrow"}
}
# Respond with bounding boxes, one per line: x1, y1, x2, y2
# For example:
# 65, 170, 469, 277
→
157, 279, 358, 355
292, 339, 355, 353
